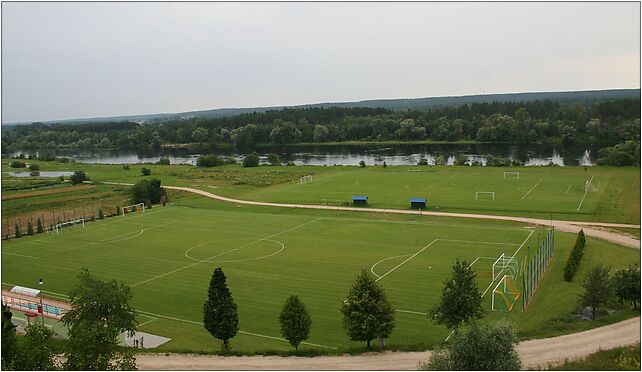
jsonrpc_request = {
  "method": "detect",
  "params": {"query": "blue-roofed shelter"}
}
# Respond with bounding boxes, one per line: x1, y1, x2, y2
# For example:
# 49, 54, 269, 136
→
410, 197, 427, 209
352, 196, 368, 206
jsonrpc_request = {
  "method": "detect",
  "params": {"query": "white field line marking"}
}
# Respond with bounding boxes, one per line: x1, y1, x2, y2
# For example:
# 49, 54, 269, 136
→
396, 309, 427, 315
131, 218, 320, 288
102, 229, 144, 243
426, 173, 459, 189
137, 317, 158, 328
438, 239, 519, 246
375, 239, 438, 283
481, 229, 535, 298
445, 330, 455, 342
370, 255, 411, 278
520, 179, 542, 200
136, 310, 337, 350
565, 185, 572, 195
316, 217, 526, 232
2, 252, 39, 259
577, 175, 594, 211
467, 256, 497, 268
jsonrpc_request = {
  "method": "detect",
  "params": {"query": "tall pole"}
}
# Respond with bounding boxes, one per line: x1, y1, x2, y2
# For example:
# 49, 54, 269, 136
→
39, 278, 44, 325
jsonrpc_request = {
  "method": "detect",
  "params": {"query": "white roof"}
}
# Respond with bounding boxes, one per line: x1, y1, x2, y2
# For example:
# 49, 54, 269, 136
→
10, 286, 40, 297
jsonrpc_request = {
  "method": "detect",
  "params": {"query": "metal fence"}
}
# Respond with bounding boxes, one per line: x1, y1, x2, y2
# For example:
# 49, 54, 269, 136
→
523, 228, 554, 309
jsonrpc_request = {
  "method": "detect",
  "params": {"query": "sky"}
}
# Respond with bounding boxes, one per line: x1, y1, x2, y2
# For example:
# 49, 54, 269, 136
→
2, 2, 640, 123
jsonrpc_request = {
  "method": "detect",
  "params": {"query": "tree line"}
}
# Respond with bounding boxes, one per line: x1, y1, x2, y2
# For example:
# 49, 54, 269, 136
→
3, 99, 640, 165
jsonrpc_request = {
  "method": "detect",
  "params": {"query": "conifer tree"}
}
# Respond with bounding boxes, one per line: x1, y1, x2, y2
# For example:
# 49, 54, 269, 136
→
14, 224, 21, 238
203, 267, 239, 350
279, 295, 312, 350
27, 221, 34, 235
36, 218, 44, 233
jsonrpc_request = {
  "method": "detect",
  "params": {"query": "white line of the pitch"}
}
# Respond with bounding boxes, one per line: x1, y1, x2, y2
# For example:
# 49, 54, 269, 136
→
130, 218, 321, 288
369, 238, 517, 279
184, 239, 286, 264
577, 175, 594, 211
520, 179, 543, 200
4, 208, 173, 248
36, 220, 176, 260
565, 185, 572, 195
374, 240, 439, 283
135, 309, 338, 350
425, 173, 459, 190
480, 228, 535, 298
316, 216, 527, 232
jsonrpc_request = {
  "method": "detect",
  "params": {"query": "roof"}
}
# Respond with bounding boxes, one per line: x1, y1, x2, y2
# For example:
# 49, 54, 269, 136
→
410, 198, 427, 203
352, 196, 368, 201
10, 286, 40, 297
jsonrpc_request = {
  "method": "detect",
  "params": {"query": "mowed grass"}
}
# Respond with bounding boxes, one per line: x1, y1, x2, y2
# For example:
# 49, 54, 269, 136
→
2, 197, 639, 353
4, 159, 639, 224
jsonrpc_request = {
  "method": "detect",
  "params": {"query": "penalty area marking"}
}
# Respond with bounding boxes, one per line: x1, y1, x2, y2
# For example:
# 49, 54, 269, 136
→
370, 255, 411, 278
374, 239, 438, 283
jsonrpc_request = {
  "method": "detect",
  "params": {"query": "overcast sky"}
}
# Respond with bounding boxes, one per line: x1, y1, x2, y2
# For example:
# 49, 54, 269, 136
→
2, 2, 640, 123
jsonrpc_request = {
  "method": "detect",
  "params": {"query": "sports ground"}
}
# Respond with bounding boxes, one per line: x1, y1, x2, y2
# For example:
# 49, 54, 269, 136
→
2, 189, 639, 352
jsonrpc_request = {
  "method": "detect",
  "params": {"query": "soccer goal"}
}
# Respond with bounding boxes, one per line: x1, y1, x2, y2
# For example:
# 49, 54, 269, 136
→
121, 203, 145, 216
492, 253, 519, 280
503, 171, 520, 179
584, 178, 599, 192
299, 175, 313, 184
492, 274, 521, 312
475, 191, 495, 200
54, 218, 85, 234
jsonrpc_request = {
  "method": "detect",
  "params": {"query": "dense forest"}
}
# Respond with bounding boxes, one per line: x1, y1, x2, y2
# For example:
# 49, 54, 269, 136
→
2, 98, 640, 165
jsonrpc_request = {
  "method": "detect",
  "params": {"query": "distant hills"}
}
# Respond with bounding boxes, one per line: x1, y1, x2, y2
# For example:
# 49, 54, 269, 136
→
5, 88, 640, 127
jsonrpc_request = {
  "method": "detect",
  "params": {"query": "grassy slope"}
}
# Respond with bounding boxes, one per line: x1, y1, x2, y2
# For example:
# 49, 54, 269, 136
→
2, 195, 639, 353
550, 343, 641, 370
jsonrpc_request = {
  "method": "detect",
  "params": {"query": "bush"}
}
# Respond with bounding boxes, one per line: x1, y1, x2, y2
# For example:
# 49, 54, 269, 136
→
10, 161, 26, 168
141, 167, 152, 176
563, 229, 586, 282
98, 209, 104, 220
613, 265, 640, 308
286, 161, 295, 166
243, 152, 260, 168
359, 160, 366, 168
122, 165, 130, 170
157, 157, 170, 165
130, 178, 166, 205
267, 153, 280, 166
418, 158, 428, 166
29, 163, 40, 171
70, 170, 88, 184
197, 155, 224, 167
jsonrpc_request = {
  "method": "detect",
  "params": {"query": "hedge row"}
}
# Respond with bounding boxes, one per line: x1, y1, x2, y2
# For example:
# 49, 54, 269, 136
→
563, 229, 586, 282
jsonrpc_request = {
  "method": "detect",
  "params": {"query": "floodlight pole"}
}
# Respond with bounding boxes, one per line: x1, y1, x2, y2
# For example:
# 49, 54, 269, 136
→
39, 278, 44, 325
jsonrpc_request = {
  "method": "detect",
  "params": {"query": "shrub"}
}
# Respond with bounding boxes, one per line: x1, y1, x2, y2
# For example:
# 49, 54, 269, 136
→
157, 157, 170, 165
267, 153, 280, 166
242, 152, 260, 168
130, 178, 166, 205
70, 171, 88, 184
10, 161, 26, 168
196, 155, 224, 167
29, 164, 40, 171
98, 209, 104, 220
141, 167, 152, 176
359, 160, 366, 168
418, 158, 428, 166
563, 229, 586, 282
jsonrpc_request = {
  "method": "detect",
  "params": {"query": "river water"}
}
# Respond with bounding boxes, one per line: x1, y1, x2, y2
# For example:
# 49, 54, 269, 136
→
10, 143, 596, 166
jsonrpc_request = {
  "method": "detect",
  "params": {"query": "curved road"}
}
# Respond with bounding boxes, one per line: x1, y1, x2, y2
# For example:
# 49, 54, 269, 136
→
136, 317, 640, 370
162, 185, 640, 249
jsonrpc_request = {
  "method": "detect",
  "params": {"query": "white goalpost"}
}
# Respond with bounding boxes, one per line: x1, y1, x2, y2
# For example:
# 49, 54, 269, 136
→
475, 191, 495, 200
585, 178, 599, 192
492, 253, 519, 281
299, 175, 313, 184
121, 203, 145, 216
54, 218, 85, 234
491, 274, 521, 312
503, 171, 520, 179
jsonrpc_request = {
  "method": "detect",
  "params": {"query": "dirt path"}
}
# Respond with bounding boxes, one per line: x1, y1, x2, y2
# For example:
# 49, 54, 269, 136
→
136, 317, 640, 370
162, 185, 640, 249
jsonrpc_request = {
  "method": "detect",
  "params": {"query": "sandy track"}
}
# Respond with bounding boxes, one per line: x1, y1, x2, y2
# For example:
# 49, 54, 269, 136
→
135, 317, 640, 370
162, 186, 640, 249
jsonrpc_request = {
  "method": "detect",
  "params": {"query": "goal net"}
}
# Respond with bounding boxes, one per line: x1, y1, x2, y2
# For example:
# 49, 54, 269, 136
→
504, 171, 520, 179
475, 191, 495, 200
492, 275, 521, 312
122, 203, 145, 216
492, 253, 519, 280
54, 218, 85, 234
585, 179, 599, 192
299, 175, 313, 184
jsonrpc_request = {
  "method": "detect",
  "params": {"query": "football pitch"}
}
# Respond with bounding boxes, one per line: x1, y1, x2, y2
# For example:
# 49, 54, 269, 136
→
216, 166, 639, 223
1, 199, 639, 352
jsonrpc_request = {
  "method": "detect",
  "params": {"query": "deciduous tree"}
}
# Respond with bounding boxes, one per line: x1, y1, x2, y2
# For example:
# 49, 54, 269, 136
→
579, 264, 612, 320
613, 265, 640, 308
279, 295, 311, 350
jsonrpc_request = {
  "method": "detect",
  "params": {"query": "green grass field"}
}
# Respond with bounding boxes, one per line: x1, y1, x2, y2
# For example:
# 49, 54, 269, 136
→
3, 159, 639, 224
2, 196, 638, 353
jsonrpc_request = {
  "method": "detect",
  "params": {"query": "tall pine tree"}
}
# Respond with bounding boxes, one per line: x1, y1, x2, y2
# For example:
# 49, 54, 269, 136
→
430, 259, 485, 330
203, 267, 239, 350
341, 269, 395, 348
